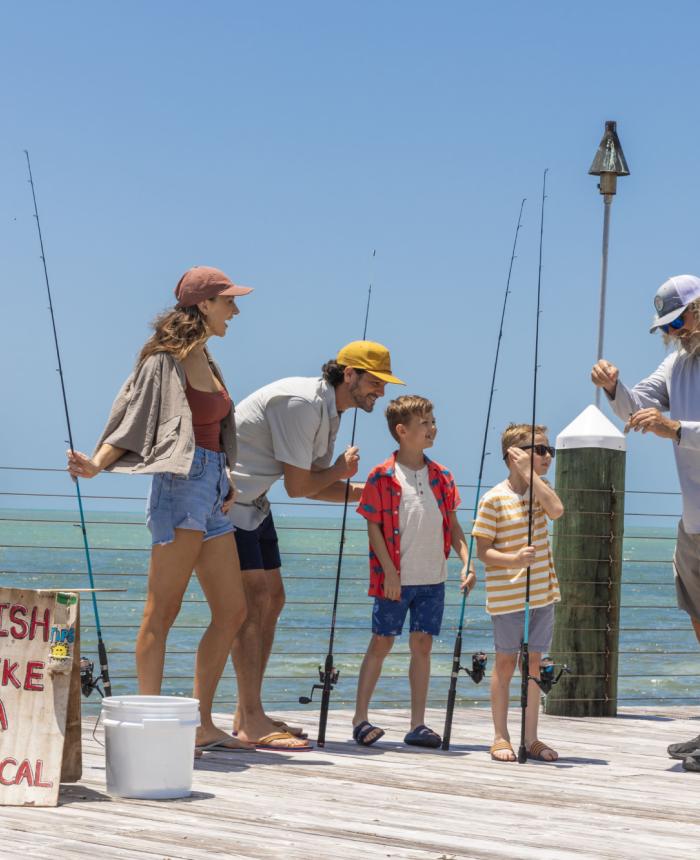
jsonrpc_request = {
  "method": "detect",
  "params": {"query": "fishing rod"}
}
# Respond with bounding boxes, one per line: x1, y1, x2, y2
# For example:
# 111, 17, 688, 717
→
441, 199, 526, 751
25, 150, 111, 698
299, 252, 374, 747
517, 169, 548, 764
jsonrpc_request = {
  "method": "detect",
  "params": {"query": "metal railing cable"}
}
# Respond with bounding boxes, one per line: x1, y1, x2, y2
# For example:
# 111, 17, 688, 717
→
0, 464, 685, 492
2, 469, 695, 712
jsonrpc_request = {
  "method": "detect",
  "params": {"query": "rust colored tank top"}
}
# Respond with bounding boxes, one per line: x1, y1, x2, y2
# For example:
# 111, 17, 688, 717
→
185, 380, 232, 452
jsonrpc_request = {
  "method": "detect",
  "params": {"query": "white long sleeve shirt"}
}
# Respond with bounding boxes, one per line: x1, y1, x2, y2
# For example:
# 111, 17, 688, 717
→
607, 350, 700, 533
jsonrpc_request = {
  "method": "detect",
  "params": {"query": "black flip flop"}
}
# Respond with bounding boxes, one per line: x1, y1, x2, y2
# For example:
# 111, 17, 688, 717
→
352, 721, 385, 746
667, 734, 700, 759
682, 753, 700, 772
404, 724, 441, 748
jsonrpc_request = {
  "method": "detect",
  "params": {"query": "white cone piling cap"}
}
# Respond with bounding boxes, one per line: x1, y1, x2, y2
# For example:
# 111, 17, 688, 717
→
556, 404, 626, 452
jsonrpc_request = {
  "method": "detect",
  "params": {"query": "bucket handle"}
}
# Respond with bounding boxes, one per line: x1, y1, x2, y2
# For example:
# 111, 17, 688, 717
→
143, 717, 201, 729
102, 717, 200, 729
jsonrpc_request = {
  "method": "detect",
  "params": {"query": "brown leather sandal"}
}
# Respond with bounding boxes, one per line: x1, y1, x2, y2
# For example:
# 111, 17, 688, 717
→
527, 740, 558, 761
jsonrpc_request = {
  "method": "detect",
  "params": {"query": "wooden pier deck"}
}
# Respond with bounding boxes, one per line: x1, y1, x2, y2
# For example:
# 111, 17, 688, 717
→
3, 705, 700, 860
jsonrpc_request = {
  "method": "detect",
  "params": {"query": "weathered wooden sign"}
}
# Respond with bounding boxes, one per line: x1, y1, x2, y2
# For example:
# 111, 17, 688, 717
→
0, 588, 82, 806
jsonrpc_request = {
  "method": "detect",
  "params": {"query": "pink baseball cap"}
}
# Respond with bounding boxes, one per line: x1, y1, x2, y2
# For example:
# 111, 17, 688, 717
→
175, 266, 254, 308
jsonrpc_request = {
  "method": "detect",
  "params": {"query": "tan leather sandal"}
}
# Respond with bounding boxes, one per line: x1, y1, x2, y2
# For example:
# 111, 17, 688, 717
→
490, 739, 516, 762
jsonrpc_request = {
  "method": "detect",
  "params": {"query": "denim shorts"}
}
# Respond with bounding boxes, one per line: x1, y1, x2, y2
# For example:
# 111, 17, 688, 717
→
234, 512, 282, 571
146, 446, 234, 546
372, 582, 445, 637
491, 603, 555, 654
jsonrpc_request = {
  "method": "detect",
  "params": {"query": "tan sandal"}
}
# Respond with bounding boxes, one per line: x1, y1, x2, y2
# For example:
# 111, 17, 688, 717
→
271, 719, 308, 739
527, 740, 558, 761
255, 731, 313, 751
490, 740, 516, 762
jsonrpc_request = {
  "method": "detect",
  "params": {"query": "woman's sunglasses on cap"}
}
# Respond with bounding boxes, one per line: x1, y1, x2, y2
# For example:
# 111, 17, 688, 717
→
520, 444, 555, 458
661, 315, 685, 334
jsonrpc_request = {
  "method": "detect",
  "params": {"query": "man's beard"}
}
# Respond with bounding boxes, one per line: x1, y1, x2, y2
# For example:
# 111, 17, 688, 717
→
348, 378, 376, 412
677, 331, 700, 358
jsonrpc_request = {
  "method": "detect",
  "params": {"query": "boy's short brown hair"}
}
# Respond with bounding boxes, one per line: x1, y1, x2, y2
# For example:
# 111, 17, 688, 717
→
501, 422, 548, 459
385, 395, 434, 442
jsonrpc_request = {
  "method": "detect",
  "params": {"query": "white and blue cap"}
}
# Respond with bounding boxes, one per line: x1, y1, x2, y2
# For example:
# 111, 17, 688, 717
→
650, 275, 700, 333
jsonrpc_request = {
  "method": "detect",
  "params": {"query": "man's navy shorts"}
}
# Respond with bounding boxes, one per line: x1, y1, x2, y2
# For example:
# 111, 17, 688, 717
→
234, 512, 282, 571
372, 582, 445, 637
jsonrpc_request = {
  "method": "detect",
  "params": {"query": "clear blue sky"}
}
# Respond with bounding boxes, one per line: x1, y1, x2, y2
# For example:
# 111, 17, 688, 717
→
2, 1, 697, 519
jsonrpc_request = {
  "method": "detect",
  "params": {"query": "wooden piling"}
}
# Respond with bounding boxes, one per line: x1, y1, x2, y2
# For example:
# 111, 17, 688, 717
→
544, 405, 626, 717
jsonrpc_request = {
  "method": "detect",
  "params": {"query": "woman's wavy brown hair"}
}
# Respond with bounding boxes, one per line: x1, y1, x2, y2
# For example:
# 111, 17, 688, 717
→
137, 306, 209, 367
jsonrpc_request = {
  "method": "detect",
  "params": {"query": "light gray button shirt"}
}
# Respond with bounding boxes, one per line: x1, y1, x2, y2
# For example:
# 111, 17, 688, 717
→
229, 376, 340, 530
606, 350, 700, 533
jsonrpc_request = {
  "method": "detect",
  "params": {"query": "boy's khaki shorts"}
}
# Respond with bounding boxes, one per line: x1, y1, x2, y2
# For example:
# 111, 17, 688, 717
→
491, 603, 555, 654
673, 519, 700, 620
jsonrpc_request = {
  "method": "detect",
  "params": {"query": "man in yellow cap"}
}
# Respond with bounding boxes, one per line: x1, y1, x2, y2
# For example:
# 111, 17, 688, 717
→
227, 341, 404, 749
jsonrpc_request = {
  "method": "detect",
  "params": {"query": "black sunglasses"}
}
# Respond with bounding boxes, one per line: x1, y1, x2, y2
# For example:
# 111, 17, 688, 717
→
520, 444, 555, 458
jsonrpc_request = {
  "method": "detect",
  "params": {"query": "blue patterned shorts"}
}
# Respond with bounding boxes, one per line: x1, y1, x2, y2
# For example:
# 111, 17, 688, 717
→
372, 582, 445, 637
146, 447, 234, 546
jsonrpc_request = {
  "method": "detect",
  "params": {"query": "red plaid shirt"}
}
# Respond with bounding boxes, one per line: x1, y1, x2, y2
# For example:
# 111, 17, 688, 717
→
357, 452, 461, 597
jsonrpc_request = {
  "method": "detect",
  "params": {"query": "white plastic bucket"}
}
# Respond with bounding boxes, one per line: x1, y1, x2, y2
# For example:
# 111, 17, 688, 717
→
101, 695, 200, 799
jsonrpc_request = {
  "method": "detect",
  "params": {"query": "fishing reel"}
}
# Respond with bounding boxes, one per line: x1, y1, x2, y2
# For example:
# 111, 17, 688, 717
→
299, 665, 340, 705
80, 658, 105, 698
461, 651, 488, 684
530, 657, 570, 694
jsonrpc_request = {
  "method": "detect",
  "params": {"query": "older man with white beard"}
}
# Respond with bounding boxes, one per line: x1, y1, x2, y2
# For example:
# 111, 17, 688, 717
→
592, 274, 700, 773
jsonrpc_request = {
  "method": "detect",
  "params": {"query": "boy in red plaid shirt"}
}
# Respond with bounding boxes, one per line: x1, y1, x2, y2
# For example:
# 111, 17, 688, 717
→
351, 395, 474, 747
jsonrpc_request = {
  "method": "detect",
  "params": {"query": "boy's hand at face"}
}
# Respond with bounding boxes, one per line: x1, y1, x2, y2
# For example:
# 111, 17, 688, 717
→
460, 565, 476, 593
514, 545, 536, 567
507, 446, 532, 481
383, 569, 402, 601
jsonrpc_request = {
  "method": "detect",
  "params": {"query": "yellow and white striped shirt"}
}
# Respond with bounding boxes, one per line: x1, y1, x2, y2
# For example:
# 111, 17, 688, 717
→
472, 480, 560, 616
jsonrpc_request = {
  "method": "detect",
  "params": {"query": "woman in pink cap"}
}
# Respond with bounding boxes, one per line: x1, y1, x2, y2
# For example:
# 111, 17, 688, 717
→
67, 266, 254, 752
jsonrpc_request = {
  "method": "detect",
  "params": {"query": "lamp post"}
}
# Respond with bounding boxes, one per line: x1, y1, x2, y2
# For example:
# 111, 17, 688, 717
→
589, 120, 630, 407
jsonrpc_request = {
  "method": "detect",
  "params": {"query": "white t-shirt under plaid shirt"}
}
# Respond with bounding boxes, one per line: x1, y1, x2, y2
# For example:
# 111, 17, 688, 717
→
472, 480, 560, 616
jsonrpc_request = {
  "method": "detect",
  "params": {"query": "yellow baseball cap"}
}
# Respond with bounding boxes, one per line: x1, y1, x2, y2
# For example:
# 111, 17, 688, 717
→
336, 340, 405, 385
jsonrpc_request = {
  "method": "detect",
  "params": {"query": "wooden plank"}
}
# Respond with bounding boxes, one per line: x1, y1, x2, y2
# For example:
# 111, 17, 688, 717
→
60, 602, 82, 783
0, 705, 699, 859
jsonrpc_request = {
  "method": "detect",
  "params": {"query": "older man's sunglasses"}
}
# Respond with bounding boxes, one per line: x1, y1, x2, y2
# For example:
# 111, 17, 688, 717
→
661, 315, 685, 334
520, 444, 555, 458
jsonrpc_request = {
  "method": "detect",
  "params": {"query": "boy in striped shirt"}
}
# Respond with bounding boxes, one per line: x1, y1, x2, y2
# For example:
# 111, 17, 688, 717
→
471, 423, 564, 762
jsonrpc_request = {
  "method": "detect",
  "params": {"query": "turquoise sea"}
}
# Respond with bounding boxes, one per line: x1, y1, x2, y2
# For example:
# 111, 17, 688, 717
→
0, 507, 697, 712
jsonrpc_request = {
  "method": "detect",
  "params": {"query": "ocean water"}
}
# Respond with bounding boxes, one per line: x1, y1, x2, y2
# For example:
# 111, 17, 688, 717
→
0, 508, 697, 712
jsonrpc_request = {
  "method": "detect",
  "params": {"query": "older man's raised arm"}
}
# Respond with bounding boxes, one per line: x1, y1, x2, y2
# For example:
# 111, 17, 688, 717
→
592, 356, 672, 423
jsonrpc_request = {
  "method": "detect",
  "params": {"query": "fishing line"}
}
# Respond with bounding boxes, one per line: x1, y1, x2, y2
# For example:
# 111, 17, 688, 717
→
299, 251, 374, 747
517, 169, 548, 763
25, 150, 112, 697
441, 199, 526, 750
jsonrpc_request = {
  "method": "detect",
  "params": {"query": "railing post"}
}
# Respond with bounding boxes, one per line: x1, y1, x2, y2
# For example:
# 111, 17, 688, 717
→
545, 405, 626, 717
